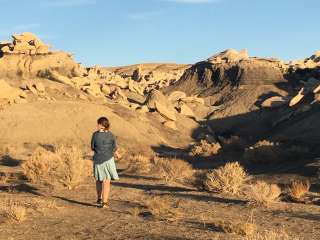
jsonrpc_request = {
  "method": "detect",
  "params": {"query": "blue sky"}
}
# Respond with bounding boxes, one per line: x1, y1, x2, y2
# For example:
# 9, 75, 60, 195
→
0, 0, 319, 66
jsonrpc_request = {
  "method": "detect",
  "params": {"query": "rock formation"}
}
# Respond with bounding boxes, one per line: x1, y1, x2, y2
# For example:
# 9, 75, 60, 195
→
165, 49, 287, 96
0, 32, 50, 55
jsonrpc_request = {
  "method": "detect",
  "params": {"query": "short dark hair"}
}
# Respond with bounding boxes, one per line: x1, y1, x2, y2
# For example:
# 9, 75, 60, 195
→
97, 117, 110, 131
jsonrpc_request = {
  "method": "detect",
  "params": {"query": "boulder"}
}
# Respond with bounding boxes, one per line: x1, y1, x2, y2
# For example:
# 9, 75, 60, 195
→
289, 88, 305, 107
132, 66, 142, 81
177, 102, 194, 117
136, 105, 149, 113
155, 101, 177, 121
128, 79, 144, 95
110, 87, 127, 102
33, 82, 45, 93
314, 84, 320, 94
71, 77, 92, 88
168, 91, 187, 103
181, 96, 205, 105
261, 96, 288, 108
0, 79, 22, 100
163, 121, 177, 130
83, 84, 102, 97
208, 49, 249, 63
145, 89, 169, 110
101, 85, 111, 95
26, 83, 38, 95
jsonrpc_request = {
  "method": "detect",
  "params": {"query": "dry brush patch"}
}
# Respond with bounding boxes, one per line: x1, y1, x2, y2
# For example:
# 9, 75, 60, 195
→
204, 162, 248, 194
245, 229, 300, 240
247, 181, 281, 206
22, 145, 90, 189
126, 154, 153, 174
212, 220, 257, 236
127, 154, 194, 185
143, 195, 182, 221
190, 140, 221, 157
0, 200, 26, 222
288, 180, 310, 201
153, 157, 194, 184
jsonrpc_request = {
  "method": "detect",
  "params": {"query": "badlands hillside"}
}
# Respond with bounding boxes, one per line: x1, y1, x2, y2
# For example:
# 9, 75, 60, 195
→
1, 33, 320, 240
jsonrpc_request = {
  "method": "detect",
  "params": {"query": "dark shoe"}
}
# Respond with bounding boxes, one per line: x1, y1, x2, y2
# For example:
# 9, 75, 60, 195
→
97, 199, 102, 205
99, 202, 109, 209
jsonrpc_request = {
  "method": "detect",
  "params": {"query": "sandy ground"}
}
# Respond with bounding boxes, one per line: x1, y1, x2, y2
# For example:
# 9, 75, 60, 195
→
1, 150, 320, 240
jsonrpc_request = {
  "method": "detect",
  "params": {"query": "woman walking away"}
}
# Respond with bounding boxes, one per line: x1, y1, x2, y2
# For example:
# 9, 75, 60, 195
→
91, 117, 119, 208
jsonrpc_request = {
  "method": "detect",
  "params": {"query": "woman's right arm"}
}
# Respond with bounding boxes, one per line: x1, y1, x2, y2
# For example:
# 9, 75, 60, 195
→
91, 133, 96, 151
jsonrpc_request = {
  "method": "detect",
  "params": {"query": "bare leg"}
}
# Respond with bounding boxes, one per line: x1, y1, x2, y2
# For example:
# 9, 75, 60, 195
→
102, 179, 111, 203
96, 181, 102, 200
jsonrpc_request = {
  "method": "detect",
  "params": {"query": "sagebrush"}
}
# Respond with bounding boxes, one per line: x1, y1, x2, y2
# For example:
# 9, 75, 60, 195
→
22, 145, 90, 189
204, 162, 248, 194
153, 157, 194, 184
247, 181, 281, 206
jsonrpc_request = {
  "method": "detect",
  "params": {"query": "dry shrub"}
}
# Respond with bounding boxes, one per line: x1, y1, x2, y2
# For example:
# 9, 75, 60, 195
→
204, 162, 248, 194
27, 198, 59, 213
247, 181, 281, 206
288, 180, 310, 200
143, 195, 181, 221
213, 220, 257, 236
0, 200, 26, 222
191, 140, 221, 157
129, 207, 143, 218
22, 145, 87, 189
126, 154, 153, 174
246, 229, 299, 240
0, 172, 8, 185
244, 140, 280, 164
0, 144, 10, 156
153, 157, 194, 184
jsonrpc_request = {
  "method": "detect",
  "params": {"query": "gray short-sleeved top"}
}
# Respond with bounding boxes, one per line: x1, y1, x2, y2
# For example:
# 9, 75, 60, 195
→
91, 130, 117, 164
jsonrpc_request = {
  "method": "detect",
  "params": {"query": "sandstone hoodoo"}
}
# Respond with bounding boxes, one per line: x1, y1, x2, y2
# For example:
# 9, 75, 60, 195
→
0, 32, 50, 55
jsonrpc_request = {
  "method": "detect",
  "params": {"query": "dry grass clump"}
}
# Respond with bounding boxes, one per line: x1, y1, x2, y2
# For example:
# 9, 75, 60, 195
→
26, 198, 59, 212
0, 200, 26, 222
288, 180, 310, 200
22, 145, 87, 189
190, 140, 221, 157
126, 154, 153, 174
143, 195, 181, 221
204, 162, 248, 194
247, 181, 281, 206
246, 229, 299, 240
127, 154, 194, 185
0, 172, 8, 185
153, 157, 194, 184
213, 220, 257, 236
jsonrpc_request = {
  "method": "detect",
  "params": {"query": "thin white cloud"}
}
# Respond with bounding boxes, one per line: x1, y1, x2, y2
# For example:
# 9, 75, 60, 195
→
128, 11, 165, 20
161, 0, 221, 3
42, 0, 96, 7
